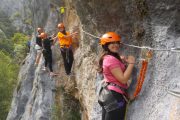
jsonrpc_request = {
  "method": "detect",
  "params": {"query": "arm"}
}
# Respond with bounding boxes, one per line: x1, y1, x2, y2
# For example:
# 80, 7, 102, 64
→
63, 32, 78, 39
49, 37, 54, 45
52, 36, 58, 45
110, 56, 135, 84
111, 64, 134, 84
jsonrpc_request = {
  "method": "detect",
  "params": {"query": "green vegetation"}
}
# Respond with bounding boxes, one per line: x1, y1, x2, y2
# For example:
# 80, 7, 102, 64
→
52, 87, 62, 120
24, 18, 32, 25
0, 10, 29, 119
12, 33, 29, 64
0, 34, 29, 120
62, 93, 81, 120
52, 86, 81, 120
0, 38, 14, 55
0, 51, 19, 120
11, 12, 21, 19
0, 11, 16, 38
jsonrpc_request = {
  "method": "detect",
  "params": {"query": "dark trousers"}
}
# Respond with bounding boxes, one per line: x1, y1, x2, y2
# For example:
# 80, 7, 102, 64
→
43, 50, 53, 72
60, 48, 74, 75
102, 91, 127, 120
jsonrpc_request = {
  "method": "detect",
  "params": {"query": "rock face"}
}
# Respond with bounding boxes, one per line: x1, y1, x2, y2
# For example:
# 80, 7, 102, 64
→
7, 0, 180, 120
0, 0, 32, 33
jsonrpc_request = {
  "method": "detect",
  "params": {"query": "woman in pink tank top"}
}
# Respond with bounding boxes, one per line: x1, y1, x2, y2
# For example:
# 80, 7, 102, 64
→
98, 32, 135, 120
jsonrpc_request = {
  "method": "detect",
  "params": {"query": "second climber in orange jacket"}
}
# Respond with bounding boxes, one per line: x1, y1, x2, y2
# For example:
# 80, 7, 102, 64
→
53, 23, 78, 75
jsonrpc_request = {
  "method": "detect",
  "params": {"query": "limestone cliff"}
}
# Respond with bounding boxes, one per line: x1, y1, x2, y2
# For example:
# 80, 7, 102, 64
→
0, 0, 32, 33
7, 0, 180, 120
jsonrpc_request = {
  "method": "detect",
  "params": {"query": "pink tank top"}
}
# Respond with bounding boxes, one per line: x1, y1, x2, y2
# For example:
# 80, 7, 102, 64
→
103, 55, 128, 94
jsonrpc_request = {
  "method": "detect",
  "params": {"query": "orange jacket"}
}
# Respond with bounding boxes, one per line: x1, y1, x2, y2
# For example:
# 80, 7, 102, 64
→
57, 32, 72, 48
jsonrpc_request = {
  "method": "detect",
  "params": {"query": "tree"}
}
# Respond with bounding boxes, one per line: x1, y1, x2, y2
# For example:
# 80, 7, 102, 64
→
0, 51, 19, 119
12, 33, 29, 63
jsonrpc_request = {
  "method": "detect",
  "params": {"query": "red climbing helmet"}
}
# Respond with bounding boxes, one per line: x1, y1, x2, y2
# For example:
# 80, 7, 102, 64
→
100, 32, 121, 45
58, 23, 65, 28
40, 32, 47, 39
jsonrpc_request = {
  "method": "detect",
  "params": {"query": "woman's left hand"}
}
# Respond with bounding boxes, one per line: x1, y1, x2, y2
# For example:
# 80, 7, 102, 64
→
127, 56, 135, 64
120, 55, 128, 63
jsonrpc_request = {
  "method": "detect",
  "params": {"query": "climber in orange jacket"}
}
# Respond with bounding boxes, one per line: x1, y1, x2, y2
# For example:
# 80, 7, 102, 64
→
53, 23, 78, 75
97, 32, 135, 120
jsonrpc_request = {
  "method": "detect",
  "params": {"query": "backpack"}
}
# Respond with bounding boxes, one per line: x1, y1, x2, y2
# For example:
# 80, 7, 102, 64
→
96, 73, 120, 112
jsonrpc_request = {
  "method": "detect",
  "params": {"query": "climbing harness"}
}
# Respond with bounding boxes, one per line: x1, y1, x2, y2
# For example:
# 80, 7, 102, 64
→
98, 81, 123, 112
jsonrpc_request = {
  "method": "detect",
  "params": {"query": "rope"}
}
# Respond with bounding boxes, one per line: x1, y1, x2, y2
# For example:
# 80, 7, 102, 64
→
81, 29, 100, 39
133, 60, 148, 98
167, 89, 180, 98
122, 43, 180, 52
81, 29, 180, 53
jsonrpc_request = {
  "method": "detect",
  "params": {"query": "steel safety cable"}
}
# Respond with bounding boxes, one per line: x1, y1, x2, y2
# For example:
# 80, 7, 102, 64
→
81, 29, 180, 53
